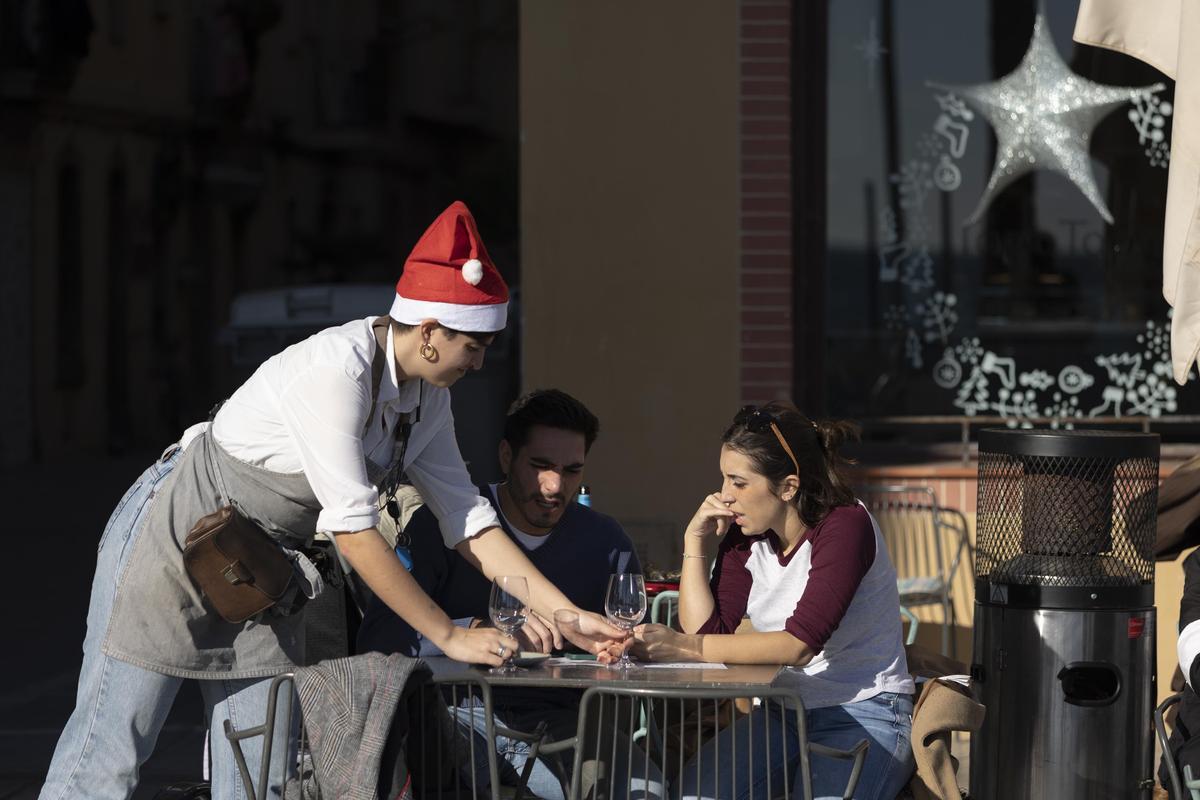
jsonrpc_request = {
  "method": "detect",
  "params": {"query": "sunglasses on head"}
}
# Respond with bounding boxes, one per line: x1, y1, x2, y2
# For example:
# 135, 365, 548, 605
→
734, 405, 801, 477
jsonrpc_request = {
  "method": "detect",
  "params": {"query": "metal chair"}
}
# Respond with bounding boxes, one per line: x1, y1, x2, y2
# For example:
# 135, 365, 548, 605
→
860, 486, 970, 656
223, 672, 318, 800
651, 590, 679, 628
224, 669, 559, 800
899, 605, 919, 646
1154, 692, 1200, 800
572, 684, 867, 800
421, 676, 580, 800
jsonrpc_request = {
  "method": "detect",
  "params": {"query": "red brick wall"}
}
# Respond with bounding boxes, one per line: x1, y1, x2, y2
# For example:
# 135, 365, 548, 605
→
738, 0, 793, 405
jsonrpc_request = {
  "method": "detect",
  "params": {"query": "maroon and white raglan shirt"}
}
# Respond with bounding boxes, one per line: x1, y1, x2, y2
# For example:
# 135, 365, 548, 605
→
699, 502, 914, 708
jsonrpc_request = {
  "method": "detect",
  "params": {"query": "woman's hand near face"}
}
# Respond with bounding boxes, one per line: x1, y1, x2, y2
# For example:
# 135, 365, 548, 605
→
440, 625, 520, 667
678, 494, 729, 633
685, 493, 735, 541
631, 624, 703, 663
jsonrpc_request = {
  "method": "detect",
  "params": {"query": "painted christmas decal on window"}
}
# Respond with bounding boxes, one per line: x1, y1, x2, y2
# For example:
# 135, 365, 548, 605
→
873, 9, 1180, 425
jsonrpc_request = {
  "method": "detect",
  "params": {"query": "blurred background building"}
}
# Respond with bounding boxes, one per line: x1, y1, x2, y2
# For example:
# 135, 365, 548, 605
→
0, 0, 518, 475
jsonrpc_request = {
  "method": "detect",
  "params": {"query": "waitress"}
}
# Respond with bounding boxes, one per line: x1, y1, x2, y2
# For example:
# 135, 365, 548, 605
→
40, 202, 623, 800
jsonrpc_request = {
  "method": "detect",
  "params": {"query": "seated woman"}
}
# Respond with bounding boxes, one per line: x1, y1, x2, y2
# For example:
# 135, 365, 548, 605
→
632, 402, 915, 800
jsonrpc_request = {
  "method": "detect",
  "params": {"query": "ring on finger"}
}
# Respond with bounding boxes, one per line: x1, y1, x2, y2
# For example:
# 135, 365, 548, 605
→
497, 644, 507, 658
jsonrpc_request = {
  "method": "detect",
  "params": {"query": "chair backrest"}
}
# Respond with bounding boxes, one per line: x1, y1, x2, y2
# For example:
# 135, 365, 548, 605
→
859, 485, 960, 586
899, 605, 920, 646
938, 506, 972, 587
223, 672, 308, 800
651, 590, 679, 628
572, 685, 868, 800
1157, 693, 1183, 799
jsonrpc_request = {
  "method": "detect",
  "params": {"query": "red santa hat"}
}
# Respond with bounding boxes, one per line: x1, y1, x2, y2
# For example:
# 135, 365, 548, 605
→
389, 201, 509, 332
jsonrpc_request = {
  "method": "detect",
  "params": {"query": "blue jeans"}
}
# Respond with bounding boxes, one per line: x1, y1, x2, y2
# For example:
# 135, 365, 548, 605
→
676, 692, 914, 800
452, 700, 666, 800
39, 449, 294, 800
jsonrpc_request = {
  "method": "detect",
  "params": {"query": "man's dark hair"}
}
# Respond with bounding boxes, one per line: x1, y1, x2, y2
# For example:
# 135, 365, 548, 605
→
503, 389, 600, 453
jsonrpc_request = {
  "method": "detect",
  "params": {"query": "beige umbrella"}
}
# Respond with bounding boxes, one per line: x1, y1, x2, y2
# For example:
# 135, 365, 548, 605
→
1075, 0, 1200, 385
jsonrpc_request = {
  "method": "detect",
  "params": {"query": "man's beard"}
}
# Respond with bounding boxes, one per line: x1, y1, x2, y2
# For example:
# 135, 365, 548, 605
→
502, 479, 564, 529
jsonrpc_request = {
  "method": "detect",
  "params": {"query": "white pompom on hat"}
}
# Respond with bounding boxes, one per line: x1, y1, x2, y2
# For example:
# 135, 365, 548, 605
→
389, 201, 509, 332
462, 258, 484, 286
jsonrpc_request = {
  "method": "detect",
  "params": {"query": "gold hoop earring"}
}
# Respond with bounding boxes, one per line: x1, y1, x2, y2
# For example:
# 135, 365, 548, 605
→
419, 342, 438, 362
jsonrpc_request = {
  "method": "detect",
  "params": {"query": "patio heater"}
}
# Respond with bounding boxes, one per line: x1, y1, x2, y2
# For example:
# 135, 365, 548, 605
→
969, 429, 1159, 800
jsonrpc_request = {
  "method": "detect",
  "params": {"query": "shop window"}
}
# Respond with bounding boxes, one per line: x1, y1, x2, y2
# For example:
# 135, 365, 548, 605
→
822, 1, 1189, 439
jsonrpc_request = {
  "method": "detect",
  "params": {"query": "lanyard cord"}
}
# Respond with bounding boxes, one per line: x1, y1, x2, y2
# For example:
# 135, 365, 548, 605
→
382, 379, 422, 539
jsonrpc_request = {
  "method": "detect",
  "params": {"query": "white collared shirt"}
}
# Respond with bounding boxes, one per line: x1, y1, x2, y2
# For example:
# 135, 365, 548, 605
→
1181, 619, 1200, 688
205, 316, 499, 542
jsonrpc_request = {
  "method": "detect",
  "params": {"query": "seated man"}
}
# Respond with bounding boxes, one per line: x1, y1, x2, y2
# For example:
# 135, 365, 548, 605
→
358, 389, 660, 800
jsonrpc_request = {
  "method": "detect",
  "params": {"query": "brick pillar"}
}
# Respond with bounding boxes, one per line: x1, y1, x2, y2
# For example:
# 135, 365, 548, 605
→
738, 0, 793, 406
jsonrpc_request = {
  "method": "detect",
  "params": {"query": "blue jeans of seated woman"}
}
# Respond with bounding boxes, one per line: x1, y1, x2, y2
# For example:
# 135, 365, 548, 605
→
675, 691, 914, 800
39, 449, 295, 800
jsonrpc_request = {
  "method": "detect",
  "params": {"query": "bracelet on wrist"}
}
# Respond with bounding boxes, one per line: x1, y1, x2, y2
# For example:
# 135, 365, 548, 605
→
682, 553, 707, 560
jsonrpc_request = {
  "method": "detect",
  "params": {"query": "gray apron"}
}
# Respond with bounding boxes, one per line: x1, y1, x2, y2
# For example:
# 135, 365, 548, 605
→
102, 320, 400, 680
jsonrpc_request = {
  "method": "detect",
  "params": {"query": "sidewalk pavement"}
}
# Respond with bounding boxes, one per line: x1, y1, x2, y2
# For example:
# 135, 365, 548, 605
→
0, 452, 207, 799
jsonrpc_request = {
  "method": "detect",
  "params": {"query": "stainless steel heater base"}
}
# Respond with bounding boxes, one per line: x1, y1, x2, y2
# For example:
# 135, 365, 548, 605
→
969, 601, 1156, 800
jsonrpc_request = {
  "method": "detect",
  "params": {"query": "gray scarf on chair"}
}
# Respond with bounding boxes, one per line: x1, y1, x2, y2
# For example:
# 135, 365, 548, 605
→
287, 652, 428, 799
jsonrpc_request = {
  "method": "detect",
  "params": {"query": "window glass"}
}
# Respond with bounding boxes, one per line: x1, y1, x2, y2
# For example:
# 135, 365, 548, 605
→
824, 1, 1189, 430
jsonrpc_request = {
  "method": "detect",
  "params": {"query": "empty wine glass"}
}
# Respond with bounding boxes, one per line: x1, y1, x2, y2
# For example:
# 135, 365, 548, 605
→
489, 576, 528, 674
605, 573, 647, 670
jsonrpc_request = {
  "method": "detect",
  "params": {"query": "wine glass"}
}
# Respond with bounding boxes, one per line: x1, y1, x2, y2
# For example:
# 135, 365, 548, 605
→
489, 576, 529, 674
604, 573, 647, 670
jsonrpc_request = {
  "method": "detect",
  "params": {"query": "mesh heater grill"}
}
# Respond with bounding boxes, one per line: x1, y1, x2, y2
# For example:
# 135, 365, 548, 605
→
976, 431, 1158, 588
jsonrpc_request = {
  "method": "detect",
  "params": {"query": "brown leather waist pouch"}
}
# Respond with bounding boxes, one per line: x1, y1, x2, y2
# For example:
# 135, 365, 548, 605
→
182, 506, 293, 624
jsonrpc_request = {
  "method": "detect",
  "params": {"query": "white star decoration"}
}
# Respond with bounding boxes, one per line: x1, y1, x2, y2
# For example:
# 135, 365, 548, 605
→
932, 11, 1162, 225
